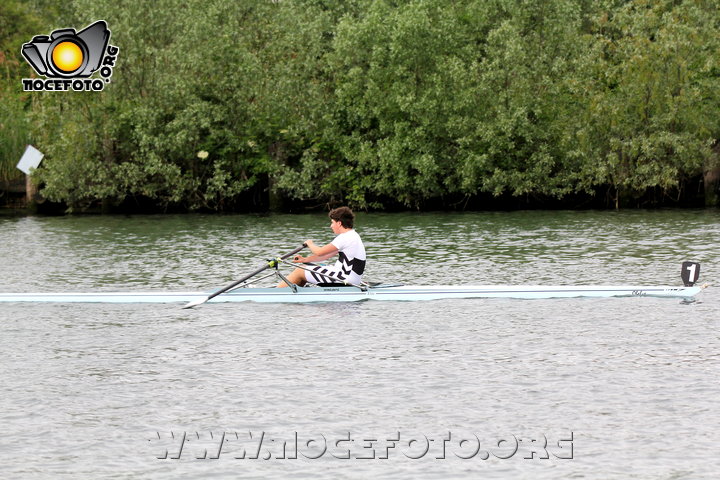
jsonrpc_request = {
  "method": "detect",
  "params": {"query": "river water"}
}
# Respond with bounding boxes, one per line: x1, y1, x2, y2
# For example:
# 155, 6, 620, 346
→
0, 210, 718, 479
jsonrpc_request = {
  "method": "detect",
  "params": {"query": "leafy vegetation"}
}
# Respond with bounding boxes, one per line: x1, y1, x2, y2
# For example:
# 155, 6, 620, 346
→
1, 0, 718, 211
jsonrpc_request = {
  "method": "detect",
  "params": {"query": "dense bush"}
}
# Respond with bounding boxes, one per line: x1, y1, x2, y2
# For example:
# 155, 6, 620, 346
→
2, 0, 718, 211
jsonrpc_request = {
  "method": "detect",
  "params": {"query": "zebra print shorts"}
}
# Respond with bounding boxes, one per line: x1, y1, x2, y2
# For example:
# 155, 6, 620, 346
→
304, 265, 359, 285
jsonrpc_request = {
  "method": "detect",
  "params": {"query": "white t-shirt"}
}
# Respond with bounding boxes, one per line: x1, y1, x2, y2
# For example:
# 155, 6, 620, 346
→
330, 229, 366, 282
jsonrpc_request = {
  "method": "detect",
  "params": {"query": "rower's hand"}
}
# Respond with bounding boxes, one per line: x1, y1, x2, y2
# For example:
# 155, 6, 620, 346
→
305, 240, 316, 249
292, 255, 306, 263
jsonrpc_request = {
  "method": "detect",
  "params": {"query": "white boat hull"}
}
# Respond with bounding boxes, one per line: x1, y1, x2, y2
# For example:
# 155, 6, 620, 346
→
0, 284, 704, 304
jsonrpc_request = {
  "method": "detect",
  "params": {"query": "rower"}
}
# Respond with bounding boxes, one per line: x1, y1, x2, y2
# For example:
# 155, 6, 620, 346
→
277, 206, 366, 288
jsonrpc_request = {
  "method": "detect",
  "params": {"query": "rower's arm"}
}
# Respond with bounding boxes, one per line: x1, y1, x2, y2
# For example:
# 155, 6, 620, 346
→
307, 251, 337, 262
297, 241, 338, 263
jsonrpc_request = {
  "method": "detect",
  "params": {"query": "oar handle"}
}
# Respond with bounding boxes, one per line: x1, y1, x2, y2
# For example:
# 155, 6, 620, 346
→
280, 243, 308, 260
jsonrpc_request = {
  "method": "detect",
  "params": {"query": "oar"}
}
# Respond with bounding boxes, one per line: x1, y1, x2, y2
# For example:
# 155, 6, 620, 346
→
182, 244, 306, 309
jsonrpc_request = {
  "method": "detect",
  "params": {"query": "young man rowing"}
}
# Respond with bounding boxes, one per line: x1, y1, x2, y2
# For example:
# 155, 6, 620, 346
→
277, 206, 366, 287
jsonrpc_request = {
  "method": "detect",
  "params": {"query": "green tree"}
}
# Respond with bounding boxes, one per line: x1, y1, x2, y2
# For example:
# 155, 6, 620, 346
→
460, 0, 586, 200
576, 0, 720, 207
0, 0, 47, 183
276, 0, 590, 208
32, 0, 343, 211
280, 0, 488, 208
13, 0, 720, 211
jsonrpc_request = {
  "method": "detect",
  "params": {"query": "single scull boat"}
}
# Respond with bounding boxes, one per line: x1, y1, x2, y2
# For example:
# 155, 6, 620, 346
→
0, 283, 706, 304
0, 246, 705, 305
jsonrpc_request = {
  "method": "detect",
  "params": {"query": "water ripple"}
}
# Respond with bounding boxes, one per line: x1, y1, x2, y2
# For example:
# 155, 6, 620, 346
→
1, 210, 718, 479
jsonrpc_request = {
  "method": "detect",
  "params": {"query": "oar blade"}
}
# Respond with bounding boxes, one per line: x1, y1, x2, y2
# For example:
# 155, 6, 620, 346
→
182, 296, 209, 309
182, 243, 306, 310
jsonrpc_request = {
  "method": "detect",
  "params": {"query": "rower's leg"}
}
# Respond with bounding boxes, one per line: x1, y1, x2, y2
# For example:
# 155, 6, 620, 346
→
276, 268, 308, 288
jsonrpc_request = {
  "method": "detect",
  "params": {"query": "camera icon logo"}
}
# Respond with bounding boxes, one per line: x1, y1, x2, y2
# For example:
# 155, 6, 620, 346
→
22, 20, 110, 78
21, 20, 119, 91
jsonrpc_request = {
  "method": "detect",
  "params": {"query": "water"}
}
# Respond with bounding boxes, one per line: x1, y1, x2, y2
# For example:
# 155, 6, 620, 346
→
0, 210, 718, 479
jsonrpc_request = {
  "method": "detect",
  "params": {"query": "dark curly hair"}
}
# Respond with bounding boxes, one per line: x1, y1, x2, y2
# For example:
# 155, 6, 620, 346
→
329, 206, 355, 229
